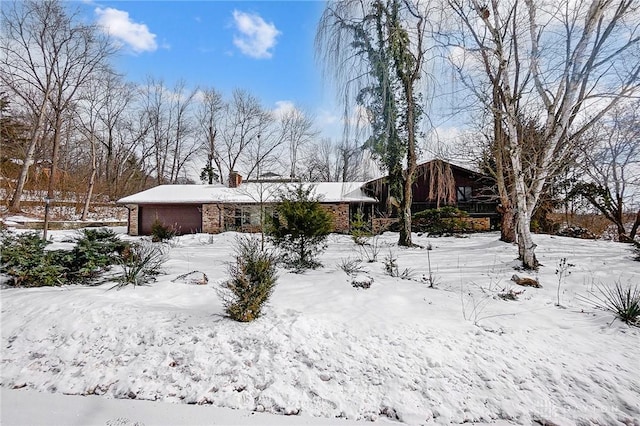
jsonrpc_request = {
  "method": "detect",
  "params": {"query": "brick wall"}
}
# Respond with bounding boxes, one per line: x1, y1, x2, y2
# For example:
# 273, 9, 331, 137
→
128, 205, 139, 236
321, 203, 350, 233
202, 204, 222, 233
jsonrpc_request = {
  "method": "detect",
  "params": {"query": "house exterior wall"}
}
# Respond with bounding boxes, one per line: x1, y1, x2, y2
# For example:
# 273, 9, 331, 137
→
202, 204, 222, 234
321, 203, 350, 233
126, 202, 357, 236
128, 205, 139, 236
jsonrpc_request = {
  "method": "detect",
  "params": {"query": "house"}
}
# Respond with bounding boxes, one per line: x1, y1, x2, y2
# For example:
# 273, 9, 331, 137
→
117, 172, 377, 236
117, 161, 498, 236
362, 159, 499, 231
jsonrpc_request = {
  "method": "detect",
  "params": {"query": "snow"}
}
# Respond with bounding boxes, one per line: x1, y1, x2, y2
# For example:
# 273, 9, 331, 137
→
1, 229, 639, 425
116, 182, 377, 204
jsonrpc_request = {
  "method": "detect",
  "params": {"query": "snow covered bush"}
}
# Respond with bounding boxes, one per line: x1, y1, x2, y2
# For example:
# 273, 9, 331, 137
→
1, 229, 128, 286
266, 184, 332, 271
116, 241, 168, 287
0, 232, 65, 286
66, 228, 128, 283
221, 236, 278, 322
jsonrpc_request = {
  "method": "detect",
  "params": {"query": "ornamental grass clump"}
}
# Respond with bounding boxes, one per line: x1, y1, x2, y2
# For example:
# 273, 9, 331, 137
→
586, 281, 640, 326
116, 241, 168, 288
222, 237, 278, 322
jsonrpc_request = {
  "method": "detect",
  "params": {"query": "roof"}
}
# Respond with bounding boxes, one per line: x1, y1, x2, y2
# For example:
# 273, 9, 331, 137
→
117, 182, 377, 205
364, 159, 486, 186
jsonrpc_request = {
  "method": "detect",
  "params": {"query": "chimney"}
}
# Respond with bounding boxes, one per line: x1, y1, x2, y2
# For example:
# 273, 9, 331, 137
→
228, 171, 242, 188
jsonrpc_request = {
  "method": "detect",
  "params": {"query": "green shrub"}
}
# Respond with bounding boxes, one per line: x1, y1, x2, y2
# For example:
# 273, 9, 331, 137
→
0, 232, 66, 287
266, 184, 333, 271
350, 211, 372, 245
222, 237, 278, 322
116, 241, 168, 288
67, 228, 128, 282
412, 207, 470, 235
1, 229, 130, 287
151, 219, 176, 242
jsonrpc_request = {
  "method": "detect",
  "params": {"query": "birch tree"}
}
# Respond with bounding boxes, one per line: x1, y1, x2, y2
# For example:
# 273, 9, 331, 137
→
445, 0, 640, 268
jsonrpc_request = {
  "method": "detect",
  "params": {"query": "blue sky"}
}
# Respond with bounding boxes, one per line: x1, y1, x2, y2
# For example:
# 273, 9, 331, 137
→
78, 0, 342, 138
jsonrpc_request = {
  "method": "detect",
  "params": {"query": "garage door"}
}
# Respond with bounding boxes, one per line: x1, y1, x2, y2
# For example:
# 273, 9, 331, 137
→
139, 204, 202, 235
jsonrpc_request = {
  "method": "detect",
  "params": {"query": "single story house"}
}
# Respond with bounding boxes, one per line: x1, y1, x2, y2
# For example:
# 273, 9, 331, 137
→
118, 161, 498, 236
117, 174, 377, 236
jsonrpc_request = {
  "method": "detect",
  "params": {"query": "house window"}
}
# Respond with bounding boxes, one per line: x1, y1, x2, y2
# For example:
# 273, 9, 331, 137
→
457, 186, 472, 202
235, 206, 265, 227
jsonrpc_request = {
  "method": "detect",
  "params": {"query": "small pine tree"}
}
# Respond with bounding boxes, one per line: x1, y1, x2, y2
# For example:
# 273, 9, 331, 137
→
350, 211, 372, 245
222, 237, 278, 322
267, 184, 333, 271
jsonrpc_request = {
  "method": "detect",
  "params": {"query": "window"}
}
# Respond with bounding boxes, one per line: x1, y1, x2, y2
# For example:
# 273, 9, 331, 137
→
457, 186, 472, 202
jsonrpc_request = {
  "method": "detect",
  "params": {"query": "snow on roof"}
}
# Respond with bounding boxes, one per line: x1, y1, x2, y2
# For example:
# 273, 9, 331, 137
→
117, 182, 377, 205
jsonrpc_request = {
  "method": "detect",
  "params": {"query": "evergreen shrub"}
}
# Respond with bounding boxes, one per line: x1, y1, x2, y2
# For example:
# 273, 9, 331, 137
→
222, 237, 278, 322
151, 219, 176, 242
266, 184, 332, 271
411, 207, 470, 235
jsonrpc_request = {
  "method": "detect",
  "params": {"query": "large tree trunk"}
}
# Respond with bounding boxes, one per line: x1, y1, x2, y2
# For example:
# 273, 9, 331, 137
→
498, 203, 517, 243
398, 177, 413, 246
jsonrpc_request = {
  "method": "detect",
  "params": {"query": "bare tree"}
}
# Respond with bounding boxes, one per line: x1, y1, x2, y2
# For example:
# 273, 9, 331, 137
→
196, 87, 224, 184
1, 0, 114, 213
444, 0, 640, 268
301, 137, 366, 182
573, 102, 640, 242
278, 108, 318, 179
218, 89, 275, 181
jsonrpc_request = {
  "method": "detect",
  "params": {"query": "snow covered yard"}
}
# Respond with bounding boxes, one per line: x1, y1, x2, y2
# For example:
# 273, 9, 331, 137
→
1, 229, 639, 425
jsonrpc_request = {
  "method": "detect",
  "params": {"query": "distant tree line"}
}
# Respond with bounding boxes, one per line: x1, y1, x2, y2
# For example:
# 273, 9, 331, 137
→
0, 0, 374, 218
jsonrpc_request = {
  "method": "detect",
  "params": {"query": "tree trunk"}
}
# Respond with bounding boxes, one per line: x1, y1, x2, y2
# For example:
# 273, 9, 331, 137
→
398, 190, 412, 246
9, 136, 37, 212
81, 134, 97, 221
629, 210, 640, 241
43, 113, 63, 240
516, 207, 538, 269
9, 97, 49, 212
498, 203, 517, 243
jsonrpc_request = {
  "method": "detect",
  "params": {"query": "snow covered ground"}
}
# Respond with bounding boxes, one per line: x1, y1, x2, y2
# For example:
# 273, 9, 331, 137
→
1, 229, 639, 425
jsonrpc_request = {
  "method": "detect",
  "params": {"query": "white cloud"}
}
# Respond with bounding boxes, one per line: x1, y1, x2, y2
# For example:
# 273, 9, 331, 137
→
232, 10, 280, 59
95, 7, 158, 53
272, 100, 296, 118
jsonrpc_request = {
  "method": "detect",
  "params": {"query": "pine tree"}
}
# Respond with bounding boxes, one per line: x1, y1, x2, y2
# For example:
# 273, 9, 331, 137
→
267, 184, 333, 271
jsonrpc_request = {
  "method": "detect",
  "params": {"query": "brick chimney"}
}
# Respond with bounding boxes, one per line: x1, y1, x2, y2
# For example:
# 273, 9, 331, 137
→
228, 171, 242, 188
